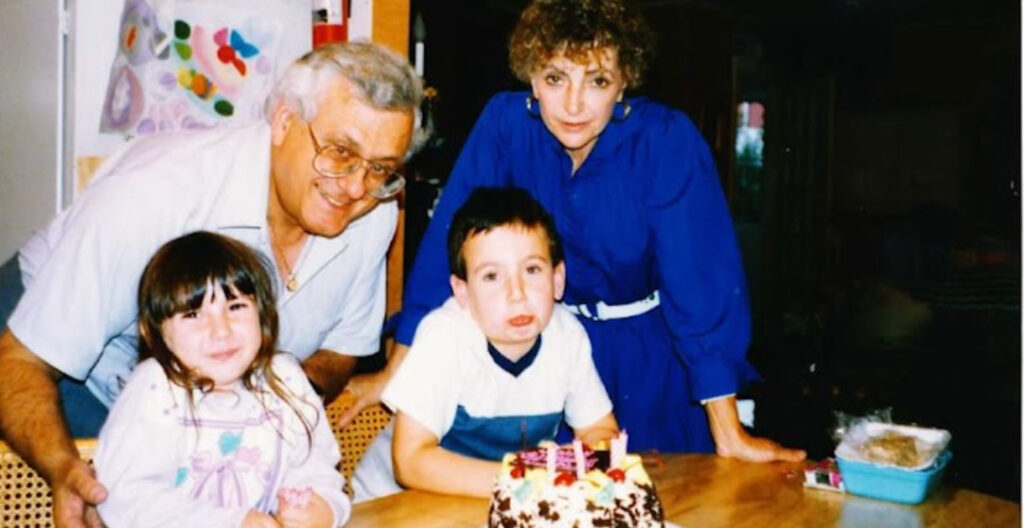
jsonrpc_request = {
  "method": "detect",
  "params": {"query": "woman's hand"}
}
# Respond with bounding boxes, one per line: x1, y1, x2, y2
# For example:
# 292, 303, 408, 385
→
335, 344, 409, 428
240, 510, 281, 528
275, 488, 333, 528
335, 370, 391, 428
706, 396, 806, 463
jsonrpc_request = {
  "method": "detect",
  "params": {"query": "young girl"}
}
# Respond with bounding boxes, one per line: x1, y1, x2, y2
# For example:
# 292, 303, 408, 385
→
94, 231, 350, 528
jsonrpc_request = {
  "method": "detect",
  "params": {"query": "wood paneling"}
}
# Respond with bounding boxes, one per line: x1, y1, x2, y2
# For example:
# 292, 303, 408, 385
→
371, 0, 409, 318
373, 0, 410, 55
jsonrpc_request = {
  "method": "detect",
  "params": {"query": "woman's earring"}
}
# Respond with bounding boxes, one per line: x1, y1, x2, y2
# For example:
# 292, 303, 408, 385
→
525, 95, 540, 117
613, 100, 632, 121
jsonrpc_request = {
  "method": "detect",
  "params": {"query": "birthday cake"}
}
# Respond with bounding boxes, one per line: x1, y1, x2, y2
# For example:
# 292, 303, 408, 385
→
488, 435, 664, 528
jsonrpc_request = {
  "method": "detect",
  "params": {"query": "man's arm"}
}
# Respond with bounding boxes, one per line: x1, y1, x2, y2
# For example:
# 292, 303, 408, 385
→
300, 349, 360, 404
0, 330, 107, 528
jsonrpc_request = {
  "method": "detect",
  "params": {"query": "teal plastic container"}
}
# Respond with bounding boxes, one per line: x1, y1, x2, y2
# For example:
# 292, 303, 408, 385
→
837, 451, 952, 504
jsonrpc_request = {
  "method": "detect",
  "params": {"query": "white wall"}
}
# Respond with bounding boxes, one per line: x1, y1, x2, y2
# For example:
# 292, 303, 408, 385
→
0, 0, 314, 262
0, 0, 63, 261
67, 0, 131, 180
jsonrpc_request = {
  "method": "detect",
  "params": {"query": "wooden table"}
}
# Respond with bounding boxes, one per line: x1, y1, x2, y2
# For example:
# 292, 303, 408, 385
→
347, 454, 1020, 528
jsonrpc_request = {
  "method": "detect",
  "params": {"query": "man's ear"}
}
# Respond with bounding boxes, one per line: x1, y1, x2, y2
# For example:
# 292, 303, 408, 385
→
553, 261, 566, 301
269, 103, 295, 147
450, 275, 470, 308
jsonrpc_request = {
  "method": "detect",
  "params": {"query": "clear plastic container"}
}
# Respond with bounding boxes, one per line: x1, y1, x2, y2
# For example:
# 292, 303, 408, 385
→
837, 451, 952, 504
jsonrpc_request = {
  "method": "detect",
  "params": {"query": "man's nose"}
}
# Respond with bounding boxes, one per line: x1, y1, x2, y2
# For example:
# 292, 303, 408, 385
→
343, 164, 369, 200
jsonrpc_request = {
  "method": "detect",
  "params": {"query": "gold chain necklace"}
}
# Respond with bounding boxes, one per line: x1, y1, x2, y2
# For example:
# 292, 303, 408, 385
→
272, 236, 305, 292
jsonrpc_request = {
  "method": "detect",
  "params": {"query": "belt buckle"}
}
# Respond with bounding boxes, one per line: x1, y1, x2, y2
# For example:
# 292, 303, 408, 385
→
579, 301, 602, 321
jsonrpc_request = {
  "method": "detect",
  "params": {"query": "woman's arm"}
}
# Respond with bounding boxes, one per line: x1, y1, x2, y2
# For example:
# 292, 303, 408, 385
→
391, 411, 500, 497
649, 115, 804, 463
706, 396, 805, 462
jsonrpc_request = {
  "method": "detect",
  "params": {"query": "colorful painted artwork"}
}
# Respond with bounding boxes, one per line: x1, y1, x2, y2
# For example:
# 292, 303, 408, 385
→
101, 0, 282, 135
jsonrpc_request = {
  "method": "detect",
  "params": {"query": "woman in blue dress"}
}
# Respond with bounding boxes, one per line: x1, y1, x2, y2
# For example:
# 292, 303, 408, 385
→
347, 0, 805, 461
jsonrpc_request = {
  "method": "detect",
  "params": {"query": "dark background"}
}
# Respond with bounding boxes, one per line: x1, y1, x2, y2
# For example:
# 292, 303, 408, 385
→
400, 0, 1021, 500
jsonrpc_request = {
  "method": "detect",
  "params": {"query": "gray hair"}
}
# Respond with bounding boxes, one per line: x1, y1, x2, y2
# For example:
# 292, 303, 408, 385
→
265, 41, 427, 158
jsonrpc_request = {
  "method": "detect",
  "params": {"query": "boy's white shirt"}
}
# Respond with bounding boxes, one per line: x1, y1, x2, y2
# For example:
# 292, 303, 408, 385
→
352, 297, 612, 501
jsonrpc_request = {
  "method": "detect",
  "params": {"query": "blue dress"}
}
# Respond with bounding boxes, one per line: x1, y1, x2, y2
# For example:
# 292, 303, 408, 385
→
396, 91, 760, 452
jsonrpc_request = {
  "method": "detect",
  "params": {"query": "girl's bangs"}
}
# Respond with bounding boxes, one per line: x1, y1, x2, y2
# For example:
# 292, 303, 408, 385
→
157, 262, 257, 319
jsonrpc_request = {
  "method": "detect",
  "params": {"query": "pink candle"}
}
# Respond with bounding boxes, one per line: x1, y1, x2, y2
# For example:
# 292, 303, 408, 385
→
573, 439, 586, 479
611, 430, 629, 469
546, 444, 556, 475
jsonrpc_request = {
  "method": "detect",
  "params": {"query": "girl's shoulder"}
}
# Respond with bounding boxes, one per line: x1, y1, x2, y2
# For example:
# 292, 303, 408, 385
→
126, 357, 173, 388
268, 353, 308, 388
109, 358, 181, 417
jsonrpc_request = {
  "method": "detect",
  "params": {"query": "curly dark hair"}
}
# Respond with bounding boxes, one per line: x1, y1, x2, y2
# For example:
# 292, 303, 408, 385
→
509, 0, 655, 88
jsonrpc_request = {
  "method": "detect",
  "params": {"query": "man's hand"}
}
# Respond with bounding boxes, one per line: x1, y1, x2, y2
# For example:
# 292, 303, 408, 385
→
52, 457, 108, 528
706, 396, 806, 463
334, 343, 409, 429
0, 331, 109, 527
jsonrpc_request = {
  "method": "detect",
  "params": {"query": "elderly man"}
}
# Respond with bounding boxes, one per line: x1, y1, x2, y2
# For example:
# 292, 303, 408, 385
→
0, 41, 421, 528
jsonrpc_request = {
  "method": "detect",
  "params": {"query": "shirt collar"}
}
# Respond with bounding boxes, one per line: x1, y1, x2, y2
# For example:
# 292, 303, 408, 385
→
487, 335, 543, 377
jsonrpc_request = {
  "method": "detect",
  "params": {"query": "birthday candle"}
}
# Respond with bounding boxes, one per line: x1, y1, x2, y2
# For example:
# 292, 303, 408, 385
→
413, 13, 426, 78
546, 444, 556, 475
573, 439, 585, 479
612, 430, 629, 469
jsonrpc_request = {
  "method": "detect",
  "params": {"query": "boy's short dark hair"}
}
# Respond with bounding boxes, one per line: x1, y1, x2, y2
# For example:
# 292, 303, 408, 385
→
447, 187, 564, 279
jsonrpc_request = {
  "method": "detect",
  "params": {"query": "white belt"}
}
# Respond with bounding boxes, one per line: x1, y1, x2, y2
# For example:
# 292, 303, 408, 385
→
563, 291, 660, 321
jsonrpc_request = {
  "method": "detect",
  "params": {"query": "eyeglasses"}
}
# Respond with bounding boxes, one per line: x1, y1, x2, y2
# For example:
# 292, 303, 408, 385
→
307, 124, 406, 200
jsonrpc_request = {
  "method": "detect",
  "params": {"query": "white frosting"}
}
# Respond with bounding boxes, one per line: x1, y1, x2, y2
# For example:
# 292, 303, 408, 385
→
488, 454, 664, 528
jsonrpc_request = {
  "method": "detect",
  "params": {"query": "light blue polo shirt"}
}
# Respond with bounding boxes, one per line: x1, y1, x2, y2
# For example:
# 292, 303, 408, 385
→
11, 123, 396, 407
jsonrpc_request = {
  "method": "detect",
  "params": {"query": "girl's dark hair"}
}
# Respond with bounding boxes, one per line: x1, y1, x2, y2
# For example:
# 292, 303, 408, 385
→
447, 187, 563, 280
137, 231, 313, 443
509, 0, 655, 88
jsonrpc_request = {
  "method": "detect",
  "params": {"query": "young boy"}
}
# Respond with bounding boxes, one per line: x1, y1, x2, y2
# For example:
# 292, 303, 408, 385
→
352, 187, 618, 499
